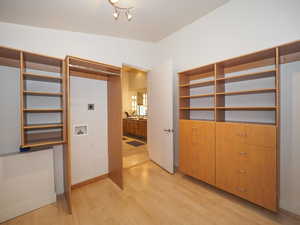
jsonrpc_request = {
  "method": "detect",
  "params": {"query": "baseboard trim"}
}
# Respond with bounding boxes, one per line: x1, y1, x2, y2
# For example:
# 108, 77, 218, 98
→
279, 208, 300, 221
71, 174, 108, 190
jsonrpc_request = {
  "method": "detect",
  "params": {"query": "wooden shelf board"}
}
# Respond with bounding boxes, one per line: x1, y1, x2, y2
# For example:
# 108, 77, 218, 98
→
22, 140, 64, 148
180, 119, 215, 122
220, 48, 275, 68
216, 88, 276, 96
68, 56, 121, 75
216, 106, 276, 111
216, 120, 276, 126
180, 107, 214, 111
179, 80, 214, 88
179, 64, 215, 76
24, 123, 63, 130
24, 108, 63, 113
24, 91, 63, 97
180, 93, 214, 99
23, 52, 62, 67
23, 72, 63, 82
216, 70, 276, 83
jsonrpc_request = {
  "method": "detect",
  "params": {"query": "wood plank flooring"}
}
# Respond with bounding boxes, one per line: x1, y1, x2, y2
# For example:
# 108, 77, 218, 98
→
123, 136, 149, 168
3, 162, 300, 225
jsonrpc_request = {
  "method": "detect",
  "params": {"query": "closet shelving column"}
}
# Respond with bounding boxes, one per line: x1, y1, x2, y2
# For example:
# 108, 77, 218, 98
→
20, 52, 66, 148
214, 48, 277, 123
179, 64, 215, 121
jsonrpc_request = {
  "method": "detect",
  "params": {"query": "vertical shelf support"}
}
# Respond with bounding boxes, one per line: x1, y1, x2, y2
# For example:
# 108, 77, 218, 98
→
62, 60, 67, 143
275, 47, 280, 209
19, 52, 25, 147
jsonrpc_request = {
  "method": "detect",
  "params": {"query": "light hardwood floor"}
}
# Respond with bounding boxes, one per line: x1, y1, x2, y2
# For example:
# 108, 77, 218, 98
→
3, 162, 300, 225
123, 136, 149, 168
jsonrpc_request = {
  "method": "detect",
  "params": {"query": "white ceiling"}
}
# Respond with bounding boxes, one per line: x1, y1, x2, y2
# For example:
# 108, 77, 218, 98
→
0, 0, 229, 42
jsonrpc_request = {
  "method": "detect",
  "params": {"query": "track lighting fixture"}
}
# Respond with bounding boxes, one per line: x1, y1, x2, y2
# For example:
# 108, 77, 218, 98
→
108, 0, 134, 21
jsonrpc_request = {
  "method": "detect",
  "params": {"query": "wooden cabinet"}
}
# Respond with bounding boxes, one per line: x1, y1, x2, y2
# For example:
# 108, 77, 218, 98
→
216, 122, 277, 211
179, 120, 215, 186
123, 119, 147, 139
179, 121, 277, 211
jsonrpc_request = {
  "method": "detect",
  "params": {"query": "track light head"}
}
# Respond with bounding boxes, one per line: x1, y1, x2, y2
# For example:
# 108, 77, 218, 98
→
126, 10, 132, 21
110, 0, 119, 4
113, 9, 119, 19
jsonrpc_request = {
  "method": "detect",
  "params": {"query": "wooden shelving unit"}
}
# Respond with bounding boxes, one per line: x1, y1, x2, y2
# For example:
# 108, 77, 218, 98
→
20, 52, 65, 148
178, 40, 300, 212
178, 49, 278, 124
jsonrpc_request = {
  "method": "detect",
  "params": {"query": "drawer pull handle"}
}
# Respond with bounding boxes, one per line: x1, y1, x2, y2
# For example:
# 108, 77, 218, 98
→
237, 187, 247, 192
236, 133, 247, 137
239, 152, 248, 155
238, 169, 247, 174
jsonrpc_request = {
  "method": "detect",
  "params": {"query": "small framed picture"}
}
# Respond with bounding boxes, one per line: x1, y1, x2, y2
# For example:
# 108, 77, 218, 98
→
74, 125, 88, 136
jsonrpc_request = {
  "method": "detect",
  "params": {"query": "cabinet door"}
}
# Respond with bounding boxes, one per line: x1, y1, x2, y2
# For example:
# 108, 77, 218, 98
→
245, 124, 276, 148
237, 145, 277, 211
216, 123, 247, 195
179, 120, 215, 185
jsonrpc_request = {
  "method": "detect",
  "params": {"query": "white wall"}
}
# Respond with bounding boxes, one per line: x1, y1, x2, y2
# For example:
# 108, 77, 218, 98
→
0, 66, 20, 155
280, 61, 300, 215
0, 22, 155, 69
155, 0, 300, 215
0, 149, 56, 223
70, 77, 108, 185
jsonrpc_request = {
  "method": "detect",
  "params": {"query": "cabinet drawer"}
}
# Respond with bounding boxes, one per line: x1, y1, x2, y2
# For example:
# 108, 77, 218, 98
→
235, 145, 277, 211
245, 124, 276, 149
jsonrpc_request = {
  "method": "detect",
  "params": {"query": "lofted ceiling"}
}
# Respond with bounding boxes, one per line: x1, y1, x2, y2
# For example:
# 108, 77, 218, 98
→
0, 0, 229, 42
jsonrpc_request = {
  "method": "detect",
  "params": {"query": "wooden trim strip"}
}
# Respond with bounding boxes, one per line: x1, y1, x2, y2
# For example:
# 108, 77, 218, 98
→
71, 174, 108, 190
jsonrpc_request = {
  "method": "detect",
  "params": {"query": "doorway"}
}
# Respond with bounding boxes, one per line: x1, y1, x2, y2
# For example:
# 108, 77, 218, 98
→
122, 65, 149, 168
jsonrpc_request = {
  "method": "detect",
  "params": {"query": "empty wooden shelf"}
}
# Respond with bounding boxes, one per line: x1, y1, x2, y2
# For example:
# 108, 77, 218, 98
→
179, 80, 215, 88
24, 108, 63, 113
180, 107, 214, 110
23, 140, 64, 148
24, 123, 63, 130
180, 93, 214, 99
23, 72, 62, 82
23, 91, 63, 96
216, 88, 276, 96
216, 70, 276, 83
216, 106, 276, 110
